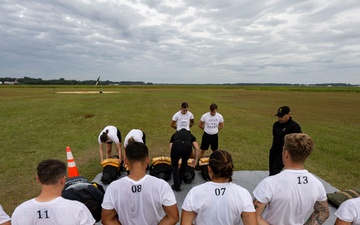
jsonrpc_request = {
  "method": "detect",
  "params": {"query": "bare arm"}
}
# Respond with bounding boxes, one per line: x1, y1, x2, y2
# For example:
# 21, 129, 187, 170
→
334, 218, 352, 225
171, 120, 177, 129
180, 209, 196, 225
191, 142, 201, 167
101, 208, 121, 225
189, 119, 194, 128
198, 121, 205, 130
241, 211, 257, 225
304, 200, 330, 225
0, 221, 11, 225
116, 142, 123, 162
159, 204, 179, 225
253, 199, 270, 225
218, 121, 224, 130
99, 143, 104, 162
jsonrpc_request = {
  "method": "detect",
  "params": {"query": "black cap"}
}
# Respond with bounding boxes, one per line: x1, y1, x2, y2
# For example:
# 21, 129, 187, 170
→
275, 106, 290, 117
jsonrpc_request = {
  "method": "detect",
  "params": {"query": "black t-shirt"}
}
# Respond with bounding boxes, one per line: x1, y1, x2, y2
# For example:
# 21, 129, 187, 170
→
170, 129, 196, 144
271, 117, 302, 151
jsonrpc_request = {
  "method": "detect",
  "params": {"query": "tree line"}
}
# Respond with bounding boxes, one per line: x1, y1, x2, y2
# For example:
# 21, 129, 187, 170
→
0, 76, 355, 86
0, 77, 150, 85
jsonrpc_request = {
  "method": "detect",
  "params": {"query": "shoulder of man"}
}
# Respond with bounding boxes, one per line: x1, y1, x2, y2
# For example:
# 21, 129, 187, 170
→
288, 118, 301, 129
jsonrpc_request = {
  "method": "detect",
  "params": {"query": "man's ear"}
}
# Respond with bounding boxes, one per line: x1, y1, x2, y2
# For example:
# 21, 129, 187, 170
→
60, 175, 66, 185
207, 165, 213, 180
124, 156, 129, 165
283, 149, 290, 159
35, 175, 41, 184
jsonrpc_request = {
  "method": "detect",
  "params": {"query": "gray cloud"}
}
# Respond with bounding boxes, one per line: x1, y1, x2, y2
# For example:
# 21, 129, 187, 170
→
0, 0, 359, 84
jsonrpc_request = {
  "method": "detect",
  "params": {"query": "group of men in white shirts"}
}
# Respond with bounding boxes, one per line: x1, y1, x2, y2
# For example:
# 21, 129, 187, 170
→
3, 102, 360, 225
171, 102, 225, 159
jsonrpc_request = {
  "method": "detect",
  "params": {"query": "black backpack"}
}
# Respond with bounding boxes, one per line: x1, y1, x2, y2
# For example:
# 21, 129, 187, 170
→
101, 158, 121, 184
101, 166, 119, 184
183, 165, 195, 183
199, 157, 210, 181
149, 156, 172, 181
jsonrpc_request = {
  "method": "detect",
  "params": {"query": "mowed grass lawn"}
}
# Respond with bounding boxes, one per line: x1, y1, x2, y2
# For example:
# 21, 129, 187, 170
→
0, 86, 359, 214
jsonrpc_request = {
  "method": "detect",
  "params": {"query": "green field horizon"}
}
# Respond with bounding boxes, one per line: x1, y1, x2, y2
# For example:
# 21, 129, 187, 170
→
0, 85, 359, 214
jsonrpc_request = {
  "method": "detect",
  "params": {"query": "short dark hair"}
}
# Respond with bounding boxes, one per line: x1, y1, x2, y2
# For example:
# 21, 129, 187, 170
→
209, 150, 233, 182
181, 102, 189, 109
125, 142, 149, 162
37, 159, 66, 185
284, 133, 314, 163
210, 103, 218, 111
100, 131, 108, 143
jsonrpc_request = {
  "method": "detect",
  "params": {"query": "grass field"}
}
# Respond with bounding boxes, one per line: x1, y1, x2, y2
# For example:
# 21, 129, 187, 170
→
0, 85, 359, 214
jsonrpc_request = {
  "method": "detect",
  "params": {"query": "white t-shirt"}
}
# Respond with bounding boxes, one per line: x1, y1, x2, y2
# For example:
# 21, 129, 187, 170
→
200, 112, 224, 135
182, 182, 255, 225
335, 197, 360, 225
253, 169, 327, 225
102, 174, 177, 225
11, 197, 95, 225
124, 129, 144, 147
0, 205, 10, 224
98, 125, 120, 144
172, 111, 194, 131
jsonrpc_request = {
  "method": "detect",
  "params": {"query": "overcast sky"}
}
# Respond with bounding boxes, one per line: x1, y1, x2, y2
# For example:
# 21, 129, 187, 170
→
1, 0, 359, 84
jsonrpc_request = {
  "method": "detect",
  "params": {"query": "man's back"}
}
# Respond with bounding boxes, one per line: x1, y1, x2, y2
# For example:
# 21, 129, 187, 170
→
11, 197, 95, 225
102, 174, 176, 225
253, 169, 327, 225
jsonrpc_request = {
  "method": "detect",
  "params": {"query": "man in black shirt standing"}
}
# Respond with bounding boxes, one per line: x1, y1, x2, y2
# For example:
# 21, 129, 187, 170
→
269, 106, 302, 176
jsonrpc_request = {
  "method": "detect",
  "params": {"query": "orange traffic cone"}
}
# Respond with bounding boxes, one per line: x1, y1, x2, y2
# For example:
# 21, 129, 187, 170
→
66, 146, 80, 177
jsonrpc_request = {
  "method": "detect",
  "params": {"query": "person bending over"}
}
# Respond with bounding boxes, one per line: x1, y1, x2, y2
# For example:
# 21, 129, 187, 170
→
98, 125, 123, 163
169, 128, 200, 192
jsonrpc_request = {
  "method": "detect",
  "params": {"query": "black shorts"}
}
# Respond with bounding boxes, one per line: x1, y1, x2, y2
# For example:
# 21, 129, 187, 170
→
142, 131, 146, 145
200, 132, 218, 151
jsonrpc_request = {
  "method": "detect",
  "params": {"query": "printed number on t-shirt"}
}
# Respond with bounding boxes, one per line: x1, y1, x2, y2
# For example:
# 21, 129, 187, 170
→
37, 210, 49, 219
297, 176, 308, 184
215, 188, 226, 196
131, 185, 142, 193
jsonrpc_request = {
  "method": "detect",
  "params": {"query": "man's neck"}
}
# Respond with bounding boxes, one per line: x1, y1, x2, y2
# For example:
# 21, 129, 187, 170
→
211, 176, 229, 183
35, 186, 62, 202
128, 163, 148, 181
284, 162, 305, 170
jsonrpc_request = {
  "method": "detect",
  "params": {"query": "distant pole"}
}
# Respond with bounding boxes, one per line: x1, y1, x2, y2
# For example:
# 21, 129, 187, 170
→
95, 76, 103, 93
95, 76, 100, 86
